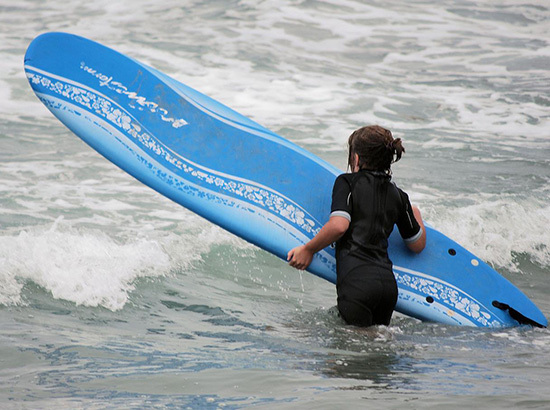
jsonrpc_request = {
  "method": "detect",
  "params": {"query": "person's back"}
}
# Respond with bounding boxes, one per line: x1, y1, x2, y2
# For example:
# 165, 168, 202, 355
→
334, 170, 420, 269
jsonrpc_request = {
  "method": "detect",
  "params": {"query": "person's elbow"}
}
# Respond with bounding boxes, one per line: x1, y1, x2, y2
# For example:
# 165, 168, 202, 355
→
329, 216, 350, 238
406, 229, 426, 253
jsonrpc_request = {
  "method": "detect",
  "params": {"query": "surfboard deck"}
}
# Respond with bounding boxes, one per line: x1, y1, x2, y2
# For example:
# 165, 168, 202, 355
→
24, 32, 547, 328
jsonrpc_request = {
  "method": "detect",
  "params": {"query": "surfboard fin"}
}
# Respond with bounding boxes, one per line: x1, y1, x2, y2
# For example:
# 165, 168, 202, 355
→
492, 300, 546, 328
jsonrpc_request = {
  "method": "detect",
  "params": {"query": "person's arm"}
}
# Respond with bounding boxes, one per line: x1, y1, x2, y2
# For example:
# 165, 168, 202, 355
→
405, 205, 426, 253
407, 206, 426, 253
396, 187, 426, 254
287, 216, 349, 270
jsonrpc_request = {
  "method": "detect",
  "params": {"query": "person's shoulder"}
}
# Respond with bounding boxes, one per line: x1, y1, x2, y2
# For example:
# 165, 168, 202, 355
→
334, 172, 354, 184
388, 178, 404, 192
338, 172, 354, 178
387, 179, 410, 200
332, 173, 355, 194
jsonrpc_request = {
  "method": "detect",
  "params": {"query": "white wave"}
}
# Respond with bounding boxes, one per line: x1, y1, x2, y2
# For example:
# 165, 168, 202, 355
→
0, 212, 254, 310
426, 195, 550, 272
0, 221, 170, 310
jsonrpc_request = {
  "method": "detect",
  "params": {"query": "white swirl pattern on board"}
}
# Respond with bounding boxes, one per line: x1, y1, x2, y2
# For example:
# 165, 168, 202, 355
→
394, 266, 502, 326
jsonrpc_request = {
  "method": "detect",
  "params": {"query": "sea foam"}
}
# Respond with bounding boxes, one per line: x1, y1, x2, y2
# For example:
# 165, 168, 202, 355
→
0, 220, 170, 311
428, 195, 550, 273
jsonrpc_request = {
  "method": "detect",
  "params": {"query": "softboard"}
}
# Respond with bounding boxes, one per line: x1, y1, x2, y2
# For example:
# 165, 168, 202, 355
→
24, 32, 547, 328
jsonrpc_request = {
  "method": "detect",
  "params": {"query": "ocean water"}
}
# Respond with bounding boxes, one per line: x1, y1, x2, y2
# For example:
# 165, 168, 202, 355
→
1, 0, 549, 408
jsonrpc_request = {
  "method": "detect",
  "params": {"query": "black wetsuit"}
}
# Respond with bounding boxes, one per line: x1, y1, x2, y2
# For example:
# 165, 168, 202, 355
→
330, 170, 422, 326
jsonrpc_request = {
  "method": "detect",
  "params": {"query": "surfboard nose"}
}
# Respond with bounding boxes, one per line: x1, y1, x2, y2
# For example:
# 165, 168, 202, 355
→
25, 32, 67, 64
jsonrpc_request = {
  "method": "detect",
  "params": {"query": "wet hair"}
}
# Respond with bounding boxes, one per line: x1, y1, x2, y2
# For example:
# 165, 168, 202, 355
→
347, 125, 405, 174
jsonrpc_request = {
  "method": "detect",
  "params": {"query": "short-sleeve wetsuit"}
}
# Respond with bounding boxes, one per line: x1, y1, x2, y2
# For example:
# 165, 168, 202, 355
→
330, 170, 422, 326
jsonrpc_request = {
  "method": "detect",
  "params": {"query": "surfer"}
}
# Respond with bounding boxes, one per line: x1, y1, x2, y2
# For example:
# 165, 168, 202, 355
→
287, 125, 426, 327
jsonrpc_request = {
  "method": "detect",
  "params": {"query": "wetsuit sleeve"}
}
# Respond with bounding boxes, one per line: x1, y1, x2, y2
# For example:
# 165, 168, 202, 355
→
396, 188, 422, 243
330, 174, 352, 222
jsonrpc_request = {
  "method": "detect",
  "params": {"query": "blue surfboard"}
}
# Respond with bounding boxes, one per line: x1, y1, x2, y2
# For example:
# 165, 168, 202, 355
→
24, 32, 547, 328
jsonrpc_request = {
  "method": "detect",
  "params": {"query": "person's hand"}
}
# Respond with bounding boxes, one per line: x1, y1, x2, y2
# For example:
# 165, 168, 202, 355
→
287, 245, 313, 270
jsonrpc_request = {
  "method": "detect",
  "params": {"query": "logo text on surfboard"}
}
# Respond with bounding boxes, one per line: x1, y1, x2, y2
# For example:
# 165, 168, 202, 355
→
80, 62, 188, 128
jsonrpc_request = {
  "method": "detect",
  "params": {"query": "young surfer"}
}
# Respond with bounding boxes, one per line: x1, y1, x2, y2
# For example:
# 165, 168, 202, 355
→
287, 125, 426, 327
